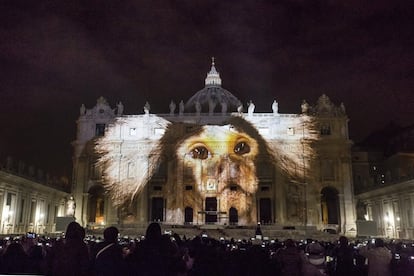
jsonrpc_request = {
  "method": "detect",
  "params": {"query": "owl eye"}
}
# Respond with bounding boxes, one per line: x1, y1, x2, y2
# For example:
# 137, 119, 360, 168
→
190, 146, 210, 160
234, 141, 250, 155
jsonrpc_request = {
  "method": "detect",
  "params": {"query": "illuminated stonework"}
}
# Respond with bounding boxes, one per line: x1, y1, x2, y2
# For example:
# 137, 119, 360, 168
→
72, 62, 356, 235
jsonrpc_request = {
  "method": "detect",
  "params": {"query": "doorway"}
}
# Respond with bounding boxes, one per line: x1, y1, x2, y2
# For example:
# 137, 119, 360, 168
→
151, 197, 164, 222
259, 198, 272, 224
205, 197, 217, 223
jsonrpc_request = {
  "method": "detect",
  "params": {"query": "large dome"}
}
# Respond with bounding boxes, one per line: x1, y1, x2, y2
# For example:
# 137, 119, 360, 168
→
185, 60, 241, 113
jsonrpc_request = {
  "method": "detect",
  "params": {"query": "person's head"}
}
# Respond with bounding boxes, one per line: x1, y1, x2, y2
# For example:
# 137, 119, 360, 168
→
306, 241, 324, 256
65, 221, 83, 240
375, 238, 385, 248
338, 236, 348, 246
145, 222, 162, 241
104, 226, 119, 243
285, 239, 296, 248
3, 242, 26, 257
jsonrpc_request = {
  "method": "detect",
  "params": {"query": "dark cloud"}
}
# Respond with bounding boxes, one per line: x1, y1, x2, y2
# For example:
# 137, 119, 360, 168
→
0, 0, 413, 176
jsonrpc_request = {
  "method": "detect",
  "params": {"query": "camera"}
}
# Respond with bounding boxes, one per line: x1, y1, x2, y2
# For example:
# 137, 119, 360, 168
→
26, 232, 36, 239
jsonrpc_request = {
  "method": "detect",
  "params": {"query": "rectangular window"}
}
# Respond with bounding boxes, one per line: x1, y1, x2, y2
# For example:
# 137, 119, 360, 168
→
46, 204, 50, 224
321, 125, 331, 135
54, 206, 58, 223
406, 199, 414, 227
19, 199, 25, 223
95, 124, 106, 136
6, 193, 12, 206
30, 201, 36, 223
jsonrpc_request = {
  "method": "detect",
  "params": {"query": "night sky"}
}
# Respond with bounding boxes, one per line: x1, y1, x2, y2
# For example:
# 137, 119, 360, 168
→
0, 1, 413, 177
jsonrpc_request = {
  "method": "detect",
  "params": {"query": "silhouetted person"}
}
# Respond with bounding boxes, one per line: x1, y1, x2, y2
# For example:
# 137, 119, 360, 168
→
276, 239, 302, 276
0, 242, 30, 274
255, 222, 263, 239
303, 241, 327, 276
27, 242, 46, 274
126, 222, 178, 276
47, 221, 90, 276
93, 226, 127, 276
332, 236, 355, 276
359, 238, 392, 276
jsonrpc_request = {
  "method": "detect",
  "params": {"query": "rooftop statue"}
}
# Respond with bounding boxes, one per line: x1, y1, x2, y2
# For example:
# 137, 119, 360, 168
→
144, 101, 150, 115
179, 100, 185, 116
247, 100, 255, 116
169, 100, 176, 115
80, 104, 86, 116
301, 100, 309, 114
272, 100, 278, 114
117, 101, 124, 116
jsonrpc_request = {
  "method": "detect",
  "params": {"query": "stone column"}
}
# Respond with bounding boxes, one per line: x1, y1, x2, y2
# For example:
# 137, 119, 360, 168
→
0, 190, 4, 234
274, 172, 285, 224
81, 193, 89, 226
174, 160, 184, 224
105, 195, 119, 226
137, 185, 148, 224
341, 159, 357, 237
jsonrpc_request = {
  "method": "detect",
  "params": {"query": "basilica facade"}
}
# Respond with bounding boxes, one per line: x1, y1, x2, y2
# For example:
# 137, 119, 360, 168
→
72, 62, 356, 235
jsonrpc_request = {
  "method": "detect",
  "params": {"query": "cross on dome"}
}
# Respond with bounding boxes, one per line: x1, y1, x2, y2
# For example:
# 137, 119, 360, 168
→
205, 57, 222, 86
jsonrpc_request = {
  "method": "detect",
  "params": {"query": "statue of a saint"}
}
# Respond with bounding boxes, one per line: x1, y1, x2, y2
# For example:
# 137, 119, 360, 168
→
179, 100, 185, 115
247, 100, 255, 116
117, 101, 124, 116
272, 100, 278, 114
80, 104, 86, 116
301, 100, 309, 114
66, 196, 76, 217
144, 101, 150, 115
169, 100, 176, 115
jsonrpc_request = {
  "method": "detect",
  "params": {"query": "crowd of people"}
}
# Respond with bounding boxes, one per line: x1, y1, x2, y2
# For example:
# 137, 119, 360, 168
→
0, 221, 413, 275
